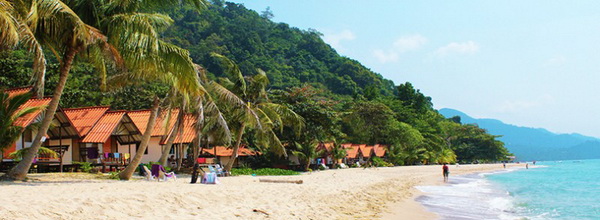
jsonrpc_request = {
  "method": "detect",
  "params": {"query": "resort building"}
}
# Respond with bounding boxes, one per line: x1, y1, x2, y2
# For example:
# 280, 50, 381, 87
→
201, 145, 258, 167
128, 109, 179, 163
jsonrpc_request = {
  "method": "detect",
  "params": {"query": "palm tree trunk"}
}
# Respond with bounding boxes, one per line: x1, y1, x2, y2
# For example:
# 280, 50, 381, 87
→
158, 110, 183, 165
224, 123, 245, 172
304, 159, 311, 171
118, 96, 161, 180
4, 46, 79, 180
177, 144, 188, 171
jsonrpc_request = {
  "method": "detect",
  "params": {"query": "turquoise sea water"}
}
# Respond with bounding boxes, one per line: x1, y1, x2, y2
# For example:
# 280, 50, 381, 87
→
416, 160, 600, 220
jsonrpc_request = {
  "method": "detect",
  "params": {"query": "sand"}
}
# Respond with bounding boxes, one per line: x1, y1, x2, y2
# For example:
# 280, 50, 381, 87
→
0, 164, 523, 220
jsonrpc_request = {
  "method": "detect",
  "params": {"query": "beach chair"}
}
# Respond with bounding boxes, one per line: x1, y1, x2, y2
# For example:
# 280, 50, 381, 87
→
153, 164, 176, 181
208, 165, 225, 177
141, 165, 155, 181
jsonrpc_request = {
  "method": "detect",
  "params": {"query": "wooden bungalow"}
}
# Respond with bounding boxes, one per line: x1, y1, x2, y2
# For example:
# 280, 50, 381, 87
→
128, 109, 179, 163
160, 114, 196, 166
2, 87, 79, 172
78, 111, 142, 170
344, 144, 361, 165
201, 145, 258, 167
372, 144, 388, 159
314, 142, 335, 165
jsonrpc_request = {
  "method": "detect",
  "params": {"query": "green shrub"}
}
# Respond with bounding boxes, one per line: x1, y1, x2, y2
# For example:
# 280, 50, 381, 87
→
73, 162, 93, 173
372, 157, 393, 167
230, 168, 300, 176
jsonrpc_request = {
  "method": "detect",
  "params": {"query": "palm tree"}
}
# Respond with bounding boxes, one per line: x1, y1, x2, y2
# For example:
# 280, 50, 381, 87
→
211, 53, 304, 172
292, 141, 323, 171
0, 92, 44, 162
0, 0, 47, 97
329, 143, 347, 168
3, 0, 114, 180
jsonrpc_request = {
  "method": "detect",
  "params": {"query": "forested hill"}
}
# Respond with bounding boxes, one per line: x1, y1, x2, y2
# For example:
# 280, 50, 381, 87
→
161, 2, 396, 97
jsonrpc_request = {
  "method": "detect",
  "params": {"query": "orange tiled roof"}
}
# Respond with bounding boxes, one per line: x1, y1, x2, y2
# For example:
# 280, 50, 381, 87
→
128, 109, 179, 137
345, 145, 360, 159
373, 144, 387, 157
341, 143, 353, 149
361, 145, 373, 158
63, 106, 110, 136
201, 146, 258, 157
13, 98, 51, 127
316, 142, 334, 153
3, 87, 32, 99
161, 114, 197, 144
81, 111, 126, 143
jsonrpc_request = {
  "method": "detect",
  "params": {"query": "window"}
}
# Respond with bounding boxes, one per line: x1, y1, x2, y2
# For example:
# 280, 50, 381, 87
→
135, 143, 148, 155
169, 145, 175, 154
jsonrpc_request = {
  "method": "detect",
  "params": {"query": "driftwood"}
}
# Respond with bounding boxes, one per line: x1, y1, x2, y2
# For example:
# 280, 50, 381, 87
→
252, 209, 269, 215
258, 179, 303, 184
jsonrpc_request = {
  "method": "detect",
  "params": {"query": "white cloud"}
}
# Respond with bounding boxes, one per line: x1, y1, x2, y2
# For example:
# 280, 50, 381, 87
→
393, 35, 428, 52
434, 41, 480, 56
372, 34, 427, 63
373, 49, 399, 63
322, 30, 356, 51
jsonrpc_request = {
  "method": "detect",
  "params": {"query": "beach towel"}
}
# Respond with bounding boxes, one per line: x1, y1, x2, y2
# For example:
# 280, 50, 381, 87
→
151, 164, 160, 178
104, 152, 109, 159
114, 153, 120, 158
197, 157, 206, 164
202, 172, 219, 184
124, 153, 130, 160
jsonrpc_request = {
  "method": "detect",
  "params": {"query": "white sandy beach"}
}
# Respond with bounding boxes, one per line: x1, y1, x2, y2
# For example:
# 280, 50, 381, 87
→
0, 164, 523, 220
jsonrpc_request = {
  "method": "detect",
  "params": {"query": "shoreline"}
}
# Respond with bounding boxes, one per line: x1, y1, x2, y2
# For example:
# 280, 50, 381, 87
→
0, 164, 525, 219
382, 163, 526, 220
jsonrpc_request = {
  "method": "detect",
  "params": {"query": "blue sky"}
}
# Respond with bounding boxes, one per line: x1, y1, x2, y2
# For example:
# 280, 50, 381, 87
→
230, 0, 600, 137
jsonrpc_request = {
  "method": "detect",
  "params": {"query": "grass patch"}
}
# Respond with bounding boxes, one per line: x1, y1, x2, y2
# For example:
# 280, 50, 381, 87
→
231, 168, 300, 176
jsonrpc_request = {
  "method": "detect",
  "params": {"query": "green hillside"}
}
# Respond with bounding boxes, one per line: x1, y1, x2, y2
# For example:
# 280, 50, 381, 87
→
162, 2, 396, 97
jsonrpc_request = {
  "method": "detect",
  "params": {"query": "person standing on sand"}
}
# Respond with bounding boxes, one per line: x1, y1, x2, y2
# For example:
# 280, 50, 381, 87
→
503, 162, 506, 169
443, 163, 449, 182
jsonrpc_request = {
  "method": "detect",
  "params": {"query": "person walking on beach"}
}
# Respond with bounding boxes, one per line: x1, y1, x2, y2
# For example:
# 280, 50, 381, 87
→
442, 163, 449, 182
503, 162, 506, 169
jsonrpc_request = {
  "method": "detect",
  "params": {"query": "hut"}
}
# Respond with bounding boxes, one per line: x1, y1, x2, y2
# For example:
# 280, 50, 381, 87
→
128, 109, 179, 163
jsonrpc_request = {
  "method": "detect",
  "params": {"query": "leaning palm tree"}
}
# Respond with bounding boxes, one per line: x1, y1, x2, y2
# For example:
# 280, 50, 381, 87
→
211, 53, 304, 172
4, 1, 117, 180
0, 92, 44, 161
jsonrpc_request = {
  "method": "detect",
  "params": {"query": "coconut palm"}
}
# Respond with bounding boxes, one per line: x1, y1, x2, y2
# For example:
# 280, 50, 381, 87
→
329, 143, 347, 168
3, 0, 116, 180
211, 53, 304, 172
8, 146, 58, 161
0, 92, 44, 162
291, 141, 323, 171
0, 0, 47, 97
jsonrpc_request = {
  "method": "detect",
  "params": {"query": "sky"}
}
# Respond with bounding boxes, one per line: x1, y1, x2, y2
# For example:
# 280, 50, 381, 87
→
230, 0, 600, 137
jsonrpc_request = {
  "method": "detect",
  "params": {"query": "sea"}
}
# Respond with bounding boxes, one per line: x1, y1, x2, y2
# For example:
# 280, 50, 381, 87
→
415, 160, 600, 220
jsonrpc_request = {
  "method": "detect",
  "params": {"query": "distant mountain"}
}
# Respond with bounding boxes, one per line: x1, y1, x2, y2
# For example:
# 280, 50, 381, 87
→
439, 108, 600, 161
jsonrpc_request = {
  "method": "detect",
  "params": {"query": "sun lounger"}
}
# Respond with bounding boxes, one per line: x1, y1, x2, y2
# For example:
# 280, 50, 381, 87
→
152, 164, 176, 181
208, 165, 225, 177
142, 165, 155, 181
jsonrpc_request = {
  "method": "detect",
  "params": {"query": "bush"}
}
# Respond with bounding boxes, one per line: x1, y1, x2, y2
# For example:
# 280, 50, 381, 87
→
73, 162, 93, 173
230, 168, 300, 176
372, 157, 393, 167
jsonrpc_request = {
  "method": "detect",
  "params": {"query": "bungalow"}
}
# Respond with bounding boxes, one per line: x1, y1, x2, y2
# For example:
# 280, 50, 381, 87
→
160, 114, 196, 164
2, 87, 79, 171
314, 142, 335, 165
201, 145, 258, 167
78, 111, 142, 168
344, 144, 361, 165
128, 109, 179, 163
372, 144, 388, 159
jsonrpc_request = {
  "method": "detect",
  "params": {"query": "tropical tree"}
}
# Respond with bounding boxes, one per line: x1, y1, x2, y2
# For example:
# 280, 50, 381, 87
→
329, 143, 347, 168
0, 0, 47, 97
211, 53, 303, 172
291, 141, 323, 171
0, 92, 44, 161
3, 0, 115, 180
